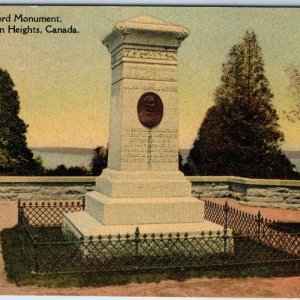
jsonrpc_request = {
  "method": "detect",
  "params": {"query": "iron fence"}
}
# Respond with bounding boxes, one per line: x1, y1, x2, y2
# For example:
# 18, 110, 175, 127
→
17, 198, 300, 274
203, 199, 300, 257
17, 199, 85, 227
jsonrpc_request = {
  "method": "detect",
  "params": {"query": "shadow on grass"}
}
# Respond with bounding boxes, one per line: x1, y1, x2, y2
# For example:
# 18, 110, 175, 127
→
1, 226, 299, 288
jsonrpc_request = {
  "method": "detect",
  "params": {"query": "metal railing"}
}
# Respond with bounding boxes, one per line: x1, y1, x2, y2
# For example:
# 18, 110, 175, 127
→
17, 198, 300, 274
17, 199, 85, 227
204, 199, 299, 257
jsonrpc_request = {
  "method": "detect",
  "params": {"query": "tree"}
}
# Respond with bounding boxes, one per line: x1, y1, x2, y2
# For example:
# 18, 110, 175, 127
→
283, 66, 300, 122
186, 31, 299, 179
0, 69, 44, 175
45, 164, 89, 176
90, 146, 108, 176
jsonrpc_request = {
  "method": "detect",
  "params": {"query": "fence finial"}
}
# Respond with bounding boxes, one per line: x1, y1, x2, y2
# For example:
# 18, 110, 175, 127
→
224, 201, 229, 212
135, 227, 140, 238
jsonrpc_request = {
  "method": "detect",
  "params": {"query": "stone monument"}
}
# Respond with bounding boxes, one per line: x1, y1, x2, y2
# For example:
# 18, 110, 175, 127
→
63, 16, 223, 237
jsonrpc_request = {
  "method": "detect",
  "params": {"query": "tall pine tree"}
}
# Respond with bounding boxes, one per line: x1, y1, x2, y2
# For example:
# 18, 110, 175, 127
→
0, 68, 44, 175
187, 31, 299, 179
283, 66, 300, 122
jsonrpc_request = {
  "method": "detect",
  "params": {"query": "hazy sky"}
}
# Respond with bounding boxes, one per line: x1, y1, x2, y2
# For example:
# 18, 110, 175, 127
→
0, 6, 300, 150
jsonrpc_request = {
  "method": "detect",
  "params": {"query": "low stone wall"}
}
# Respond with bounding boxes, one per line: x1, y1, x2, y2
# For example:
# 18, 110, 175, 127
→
0, 176, 299, 209
189, 176, 300, 209
0, 177, 95, 201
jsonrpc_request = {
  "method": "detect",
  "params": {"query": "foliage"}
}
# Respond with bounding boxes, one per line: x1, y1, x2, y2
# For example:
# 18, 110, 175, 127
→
90, 146, 108, 176
41, 145, 109, 177
45, 164, 89, 176
186, 31, 299, 179
0, 68, 44, 175
283, 66, 300, 122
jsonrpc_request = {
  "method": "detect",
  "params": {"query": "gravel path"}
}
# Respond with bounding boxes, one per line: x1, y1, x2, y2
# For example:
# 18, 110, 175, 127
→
0, 200, 299, 297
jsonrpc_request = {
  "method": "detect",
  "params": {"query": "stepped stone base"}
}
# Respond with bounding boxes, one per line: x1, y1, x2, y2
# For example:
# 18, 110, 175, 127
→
62, 184, 228, 244
63, 210, 225, 239
84, 191, 204, 225
95, 168, 192, 198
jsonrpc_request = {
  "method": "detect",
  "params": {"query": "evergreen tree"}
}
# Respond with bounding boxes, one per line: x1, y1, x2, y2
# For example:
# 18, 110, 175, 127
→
90, 146, 108, 176
0, 68, 43, 175
187, 31, 299, 179
283, 66, 300, 122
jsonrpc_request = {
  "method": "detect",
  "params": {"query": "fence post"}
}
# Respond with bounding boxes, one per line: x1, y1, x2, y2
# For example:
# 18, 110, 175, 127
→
31, 241, 38, 274
135, 227, 140, 258
224, 201, 229, 230
257, 211, 262, 238
223, 201, 229, 254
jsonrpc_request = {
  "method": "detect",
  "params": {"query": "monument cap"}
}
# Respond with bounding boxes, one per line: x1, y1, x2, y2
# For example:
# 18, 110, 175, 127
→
102, 15, 190, 53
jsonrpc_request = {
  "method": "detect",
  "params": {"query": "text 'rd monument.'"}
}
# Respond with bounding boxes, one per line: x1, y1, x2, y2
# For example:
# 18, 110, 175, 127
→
63, 16, 223, 236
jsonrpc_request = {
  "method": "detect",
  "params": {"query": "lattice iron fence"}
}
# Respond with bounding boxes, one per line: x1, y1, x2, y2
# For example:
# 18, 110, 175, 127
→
17, 199, 85, 227
203, 199, 300, 257
17, 198, 300, 274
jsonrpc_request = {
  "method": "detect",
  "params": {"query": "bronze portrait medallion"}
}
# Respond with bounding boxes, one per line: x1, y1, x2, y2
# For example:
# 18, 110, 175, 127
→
137, 92, 163, 128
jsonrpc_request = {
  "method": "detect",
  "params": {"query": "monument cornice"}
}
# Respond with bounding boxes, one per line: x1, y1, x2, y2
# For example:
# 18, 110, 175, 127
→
102, 16, 189, 54
113, 24, 190, 40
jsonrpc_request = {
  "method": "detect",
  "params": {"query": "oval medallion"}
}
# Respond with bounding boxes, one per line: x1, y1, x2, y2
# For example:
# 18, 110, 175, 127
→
137, 92, 163, 128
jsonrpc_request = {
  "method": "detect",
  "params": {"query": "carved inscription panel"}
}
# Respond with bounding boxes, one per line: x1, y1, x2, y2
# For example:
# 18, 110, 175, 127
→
121, 128, 178, 165
112, 64, 177, 84
124, 65, 177, 82
124, 83, 177, 93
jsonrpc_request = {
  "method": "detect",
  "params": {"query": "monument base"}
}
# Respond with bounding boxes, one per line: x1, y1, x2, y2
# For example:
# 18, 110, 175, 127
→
95, 168, 192, 198
83, 191, 204, 225
62, 187, 232, 255
62, 190, 227, 241
63, 210, 225, 239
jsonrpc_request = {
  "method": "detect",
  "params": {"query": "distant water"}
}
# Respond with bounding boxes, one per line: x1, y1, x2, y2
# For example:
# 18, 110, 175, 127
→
32, 150, 93, 170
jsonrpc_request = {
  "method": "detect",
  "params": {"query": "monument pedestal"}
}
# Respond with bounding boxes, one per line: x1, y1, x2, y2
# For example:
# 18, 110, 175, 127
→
63, 168, 225, 238
63, 168, 224, 238
85, 192, 203, 225
63, 16, 227, 241
64, 211, 224, 239
94, 168, 192, 198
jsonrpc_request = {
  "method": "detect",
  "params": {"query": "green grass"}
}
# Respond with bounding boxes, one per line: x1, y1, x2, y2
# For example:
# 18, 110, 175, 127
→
1, 226, 299, 288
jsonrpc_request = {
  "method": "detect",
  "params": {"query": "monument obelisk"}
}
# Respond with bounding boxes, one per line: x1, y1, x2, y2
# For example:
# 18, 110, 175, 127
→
63, 16, 223, 237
